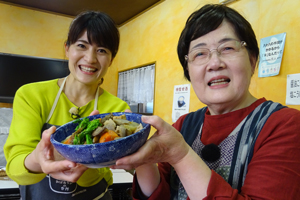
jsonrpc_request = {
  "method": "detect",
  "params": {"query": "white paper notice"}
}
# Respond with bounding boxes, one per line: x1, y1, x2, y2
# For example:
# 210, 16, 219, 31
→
172, 84, 190, 122
258, 33, 286, 77
286, 73, 300, 105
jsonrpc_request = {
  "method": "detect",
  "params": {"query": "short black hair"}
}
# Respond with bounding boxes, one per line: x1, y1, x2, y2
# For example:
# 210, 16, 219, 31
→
66, 11, 120, 58
177, 4, 259, 81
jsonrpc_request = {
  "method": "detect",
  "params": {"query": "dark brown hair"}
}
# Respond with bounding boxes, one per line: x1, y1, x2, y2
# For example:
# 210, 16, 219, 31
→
177, 4, 259, 81
66, 11, 120, 58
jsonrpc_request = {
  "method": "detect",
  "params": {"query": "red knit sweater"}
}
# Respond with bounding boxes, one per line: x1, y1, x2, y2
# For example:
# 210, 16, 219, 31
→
133, 98, 300, 199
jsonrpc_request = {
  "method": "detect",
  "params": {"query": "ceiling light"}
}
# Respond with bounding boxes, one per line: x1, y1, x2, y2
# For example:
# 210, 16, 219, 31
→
219, 0, 238, 5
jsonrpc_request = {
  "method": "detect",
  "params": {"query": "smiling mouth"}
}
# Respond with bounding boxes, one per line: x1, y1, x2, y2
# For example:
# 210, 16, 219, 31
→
208, 78, 230, 86
80, 65, 97, 73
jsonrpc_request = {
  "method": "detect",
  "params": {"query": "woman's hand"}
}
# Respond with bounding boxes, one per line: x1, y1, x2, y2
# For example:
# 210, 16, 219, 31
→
25, 126, 87, 182
113, 115, 211, 199
24, 110, 102, 182
112, 115, 190, 170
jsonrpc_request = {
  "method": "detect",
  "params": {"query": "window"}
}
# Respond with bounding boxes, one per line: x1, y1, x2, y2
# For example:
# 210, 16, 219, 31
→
117, 64, 155, 114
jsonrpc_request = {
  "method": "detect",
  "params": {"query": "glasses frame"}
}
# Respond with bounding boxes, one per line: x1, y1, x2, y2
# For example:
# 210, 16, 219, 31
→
185, 40, 247, 65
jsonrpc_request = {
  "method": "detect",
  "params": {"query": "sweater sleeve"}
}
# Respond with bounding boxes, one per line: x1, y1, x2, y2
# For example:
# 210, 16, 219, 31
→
131, 114, 188, 199
133, 107, 300, 200
4, 85, 48, 185
204, 107, 300, 199
132, 162, 172, 200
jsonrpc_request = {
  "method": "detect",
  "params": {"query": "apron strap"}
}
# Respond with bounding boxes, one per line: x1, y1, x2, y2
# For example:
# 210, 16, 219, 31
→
94, 86, 99, 111
46, 77, 67, 123
46, 77, 100, 123
228, 101, 286, 190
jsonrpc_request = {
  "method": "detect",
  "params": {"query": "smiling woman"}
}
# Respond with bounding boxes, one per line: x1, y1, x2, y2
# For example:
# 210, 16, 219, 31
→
4, 10, 130, 200
111, 4, 300, 200
65, 30, 113, 92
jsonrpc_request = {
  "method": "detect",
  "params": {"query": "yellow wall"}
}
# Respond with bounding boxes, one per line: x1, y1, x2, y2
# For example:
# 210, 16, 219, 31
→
1, 0, 300, 127
0, 3, 72, 59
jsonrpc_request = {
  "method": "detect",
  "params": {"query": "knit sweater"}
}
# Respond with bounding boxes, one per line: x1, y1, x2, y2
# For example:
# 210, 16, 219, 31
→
133, 98, 300, 199
4, 79, 130, 187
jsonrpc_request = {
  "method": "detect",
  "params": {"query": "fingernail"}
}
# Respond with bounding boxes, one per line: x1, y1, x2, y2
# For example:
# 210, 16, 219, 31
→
141, 115, 148, 121
116, 161, 122, 166
63, 170, 72, 175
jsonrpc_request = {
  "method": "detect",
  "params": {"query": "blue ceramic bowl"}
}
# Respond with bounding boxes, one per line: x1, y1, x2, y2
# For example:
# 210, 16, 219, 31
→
50, 112, 150, 168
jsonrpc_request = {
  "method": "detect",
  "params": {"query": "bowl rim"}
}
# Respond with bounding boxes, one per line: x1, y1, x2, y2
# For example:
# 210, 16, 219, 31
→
50, 112, 150, 147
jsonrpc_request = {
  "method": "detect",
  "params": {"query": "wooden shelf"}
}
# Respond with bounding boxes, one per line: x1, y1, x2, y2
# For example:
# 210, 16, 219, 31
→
0, 103, 12, 108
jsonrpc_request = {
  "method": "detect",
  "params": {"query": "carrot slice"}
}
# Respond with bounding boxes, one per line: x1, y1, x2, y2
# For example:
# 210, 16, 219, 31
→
62, 135, 73, 144
99, 130, 119, 143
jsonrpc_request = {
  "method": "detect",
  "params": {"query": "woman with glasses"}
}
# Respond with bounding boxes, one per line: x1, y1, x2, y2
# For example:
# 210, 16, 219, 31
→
112, 4, 300, 200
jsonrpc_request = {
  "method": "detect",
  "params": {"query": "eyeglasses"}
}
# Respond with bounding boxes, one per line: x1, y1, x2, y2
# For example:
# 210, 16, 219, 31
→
185, 40, 247, 66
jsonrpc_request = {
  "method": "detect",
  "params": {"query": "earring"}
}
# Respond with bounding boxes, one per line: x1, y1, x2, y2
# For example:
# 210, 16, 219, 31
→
98, 78, 104, 85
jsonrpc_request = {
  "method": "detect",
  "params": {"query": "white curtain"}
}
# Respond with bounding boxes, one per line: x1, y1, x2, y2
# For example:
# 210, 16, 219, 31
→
117, 64, 155, 105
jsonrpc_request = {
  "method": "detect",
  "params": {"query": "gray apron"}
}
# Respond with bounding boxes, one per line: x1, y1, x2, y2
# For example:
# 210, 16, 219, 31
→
19, 77, 112, 200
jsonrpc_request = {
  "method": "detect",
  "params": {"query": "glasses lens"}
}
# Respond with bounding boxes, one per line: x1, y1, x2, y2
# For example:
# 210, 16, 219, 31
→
218, 40, 241, 56
187, 40, 246, 65
189, 48, 210, 65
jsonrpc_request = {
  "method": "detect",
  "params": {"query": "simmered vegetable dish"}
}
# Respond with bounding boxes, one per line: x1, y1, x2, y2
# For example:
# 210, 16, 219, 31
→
62, 113, 143, 145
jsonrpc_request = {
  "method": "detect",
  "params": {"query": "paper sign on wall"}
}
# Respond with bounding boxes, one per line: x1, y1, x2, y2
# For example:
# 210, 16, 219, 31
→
258, 32, 286, 77
172, 84, 190, 122
286, 73, 300, 105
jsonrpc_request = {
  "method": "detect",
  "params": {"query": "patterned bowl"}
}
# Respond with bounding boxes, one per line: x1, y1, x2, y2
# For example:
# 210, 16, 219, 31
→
50, 112, 150, 168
